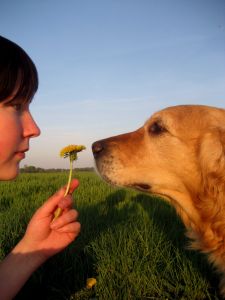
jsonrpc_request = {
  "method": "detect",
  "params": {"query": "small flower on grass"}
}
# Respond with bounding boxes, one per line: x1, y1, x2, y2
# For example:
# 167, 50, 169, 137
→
52, 144, 86, 221
86, 277, 97, 289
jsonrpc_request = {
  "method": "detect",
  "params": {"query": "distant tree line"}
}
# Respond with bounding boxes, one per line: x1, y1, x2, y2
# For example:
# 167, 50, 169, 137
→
20, 165, 94, 173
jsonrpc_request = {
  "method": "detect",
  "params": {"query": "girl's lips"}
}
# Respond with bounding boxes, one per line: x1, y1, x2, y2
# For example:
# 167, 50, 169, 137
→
15, 150, 28, 159
15, 152, 25, 159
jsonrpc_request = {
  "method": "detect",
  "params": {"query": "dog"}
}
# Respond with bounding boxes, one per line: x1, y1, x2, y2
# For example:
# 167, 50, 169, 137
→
92, 104, 225, 296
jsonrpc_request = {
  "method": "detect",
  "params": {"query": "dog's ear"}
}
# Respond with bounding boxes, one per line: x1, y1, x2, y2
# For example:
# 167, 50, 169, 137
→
199, 129, 225, 198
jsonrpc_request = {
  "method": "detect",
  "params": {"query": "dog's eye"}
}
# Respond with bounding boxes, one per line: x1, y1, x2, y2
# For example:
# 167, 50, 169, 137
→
148, 121, 166, 135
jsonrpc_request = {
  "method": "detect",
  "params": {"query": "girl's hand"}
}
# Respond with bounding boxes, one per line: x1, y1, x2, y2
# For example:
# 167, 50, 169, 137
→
0, 179, 80, 300
18, 179, 81, 262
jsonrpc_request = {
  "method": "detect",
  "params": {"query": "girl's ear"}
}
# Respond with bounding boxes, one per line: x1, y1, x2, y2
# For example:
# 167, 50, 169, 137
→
199, 129, 225, 197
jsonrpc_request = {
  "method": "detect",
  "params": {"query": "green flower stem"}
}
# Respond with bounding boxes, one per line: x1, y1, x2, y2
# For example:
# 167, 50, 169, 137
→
64, 159, 73, 196
52, 159, 74, 222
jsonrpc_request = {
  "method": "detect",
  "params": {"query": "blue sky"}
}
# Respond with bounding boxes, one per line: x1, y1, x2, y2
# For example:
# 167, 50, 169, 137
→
1, 0, 225, 168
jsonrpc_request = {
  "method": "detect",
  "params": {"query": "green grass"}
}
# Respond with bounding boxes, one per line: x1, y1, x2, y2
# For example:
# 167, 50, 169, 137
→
0, 172, 221, 299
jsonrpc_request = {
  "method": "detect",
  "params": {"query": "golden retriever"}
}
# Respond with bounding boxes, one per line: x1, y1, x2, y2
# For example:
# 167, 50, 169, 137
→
92, 104, 225, 296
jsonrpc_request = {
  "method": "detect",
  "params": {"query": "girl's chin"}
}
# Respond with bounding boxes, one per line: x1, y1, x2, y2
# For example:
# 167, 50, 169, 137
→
0, 164, 20, 181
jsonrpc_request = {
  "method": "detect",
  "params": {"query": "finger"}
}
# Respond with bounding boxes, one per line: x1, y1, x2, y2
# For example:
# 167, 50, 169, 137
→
57, 195, 73, 210
67, 179, 79, 195
55, 221, 81, 234
50, 209, 79, 230
38, 179, 79, 216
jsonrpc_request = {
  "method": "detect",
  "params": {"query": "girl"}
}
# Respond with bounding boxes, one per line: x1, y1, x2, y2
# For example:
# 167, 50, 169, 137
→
0, 36, 81, 299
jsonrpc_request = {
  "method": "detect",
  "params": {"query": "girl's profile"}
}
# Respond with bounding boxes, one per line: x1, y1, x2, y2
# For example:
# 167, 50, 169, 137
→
0, 36, 81, 300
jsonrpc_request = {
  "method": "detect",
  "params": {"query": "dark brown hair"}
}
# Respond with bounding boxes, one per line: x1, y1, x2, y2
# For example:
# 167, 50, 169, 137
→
0, 36, 38, 104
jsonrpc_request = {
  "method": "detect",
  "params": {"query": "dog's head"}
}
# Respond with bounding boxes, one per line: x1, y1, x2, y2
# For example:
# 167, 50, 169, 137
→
92, 104, 225, 293
92, 105, 225, 220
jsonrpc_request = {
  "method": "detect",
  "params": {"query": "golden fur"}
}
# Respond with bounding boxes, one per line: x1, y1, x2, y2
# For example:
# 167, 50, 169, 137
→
92, 105, 225, 296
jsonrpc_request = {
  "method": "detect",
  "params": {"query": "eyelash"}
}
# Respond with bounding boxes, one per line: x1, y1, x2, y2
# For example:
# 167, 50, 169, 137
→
13, 104, 23, 111
12, 103, 28, 114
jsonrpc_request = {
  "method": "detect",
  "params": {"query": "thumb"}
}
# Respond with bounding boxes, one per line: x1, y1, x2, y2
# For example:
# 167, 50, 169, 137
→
37, 179, 79, 216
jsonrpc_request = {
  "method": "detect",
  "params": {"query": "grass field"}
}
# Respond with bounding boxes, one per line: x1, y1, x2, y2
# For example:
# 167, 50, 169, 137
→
0, 171, 221, 299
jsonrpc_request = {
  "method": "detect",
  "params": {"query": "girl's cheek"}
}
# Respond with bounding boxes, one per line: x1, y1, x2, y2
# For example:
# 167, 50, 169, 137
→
0, 143, 5, 161
0, 140, 4, 150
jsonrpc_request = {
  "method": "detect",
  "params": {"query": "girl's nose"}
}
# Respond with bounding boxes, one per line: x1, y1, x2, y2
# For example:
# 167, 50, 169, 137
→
23, 111, 41, 138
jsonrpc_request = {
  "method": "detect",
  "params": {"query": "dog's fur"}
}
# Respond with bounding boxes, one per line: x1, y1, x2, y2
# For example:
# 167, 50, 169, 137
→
92, 105, 225, 296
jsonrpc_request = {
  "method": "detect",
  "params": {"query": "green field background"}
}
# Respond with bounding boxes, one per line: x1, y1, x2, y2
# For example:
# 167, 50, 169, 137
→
0, 172, 220, 299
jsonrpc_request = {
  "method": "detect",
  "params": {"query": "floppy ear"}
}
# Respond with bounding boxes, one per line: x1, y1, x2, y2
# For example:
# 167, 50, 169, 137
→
199, 129, 225, 198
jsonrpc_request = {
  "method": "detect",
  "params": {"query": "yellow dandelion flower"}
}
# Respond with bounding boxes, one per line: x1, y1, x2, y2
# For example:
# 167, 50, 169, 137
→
52, 144, 86, 221
60, 144, 86, 159
86, 277, 97, 289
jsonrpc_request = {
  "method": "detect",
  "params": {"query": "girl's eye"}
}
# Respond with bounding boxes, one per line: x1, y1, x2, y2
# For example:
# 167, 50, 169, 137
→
13, 104, 23, 112
3, 101, 27, 113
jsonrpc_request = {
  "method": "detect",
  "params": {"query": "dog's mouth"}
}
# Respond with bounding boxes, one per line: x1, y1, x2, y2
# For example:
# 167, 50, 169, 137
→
99, 173, 151, 192
131, 183, 151, 191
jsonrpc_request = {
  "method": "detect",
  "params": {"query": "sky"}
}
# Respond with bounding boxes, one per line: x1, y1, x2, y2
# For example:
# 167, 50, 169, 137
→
0, 0, 225, 169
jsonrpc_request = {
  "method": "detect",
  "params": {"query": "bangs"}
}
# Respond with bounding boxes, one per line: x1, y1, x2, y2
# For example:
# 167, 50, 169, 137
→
0, 36, 38, 104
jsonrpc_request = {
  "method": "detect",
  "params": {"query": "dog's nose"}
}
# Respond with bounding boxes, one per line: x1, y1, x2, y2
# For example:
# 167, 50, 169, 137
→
92, 141, 104, 158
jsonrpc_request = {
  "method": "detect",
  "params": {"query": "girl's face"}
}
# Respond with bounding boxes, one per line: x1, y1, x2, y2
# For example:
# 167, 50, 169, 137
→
0, 96, 40, 180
